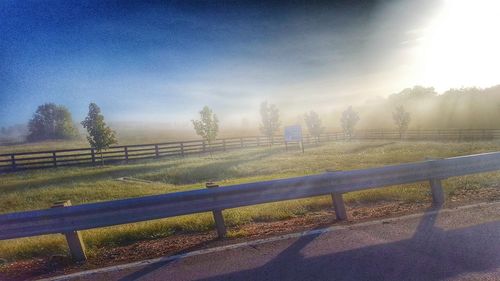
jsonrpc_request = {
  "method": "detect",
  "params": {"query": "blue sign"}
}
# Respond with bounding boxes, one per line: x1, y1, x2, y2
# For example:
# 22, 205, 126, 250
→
284, 125, 302, 142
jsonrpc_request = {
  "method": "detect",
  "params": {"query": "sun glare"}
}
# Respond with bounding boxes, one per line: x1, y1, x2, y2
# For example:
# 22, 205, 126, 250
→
416, 0, 500, 91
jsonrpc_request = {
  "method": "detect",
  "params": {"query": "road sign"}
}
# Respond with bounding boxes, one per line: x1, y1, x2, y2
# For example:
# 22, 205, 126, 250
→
284, 125, 302, 142
284, 125, 304, 153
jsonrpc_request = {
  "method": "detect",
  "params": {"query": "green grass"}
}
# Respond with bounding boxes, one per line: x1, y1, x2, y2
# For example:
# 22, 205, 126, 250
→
1, 140, 500, 261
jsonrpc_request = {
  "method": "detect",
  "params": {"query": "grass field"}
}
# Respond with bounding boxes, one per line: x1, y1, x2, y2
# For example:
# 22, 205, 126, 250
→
1, 140, 500, 261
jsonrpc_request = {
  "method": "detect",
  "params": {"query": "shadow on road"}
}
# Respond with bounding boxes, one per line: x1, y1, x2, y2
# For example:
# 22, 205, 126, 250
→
121, 207, 500, 281
116, 236, 219, 281
201, 207, 500, 281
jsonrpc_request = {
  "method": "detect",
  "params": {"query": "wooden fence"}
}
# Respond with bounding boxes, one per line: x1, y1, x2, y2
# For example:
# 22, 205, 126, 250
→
1, 129, 500, 173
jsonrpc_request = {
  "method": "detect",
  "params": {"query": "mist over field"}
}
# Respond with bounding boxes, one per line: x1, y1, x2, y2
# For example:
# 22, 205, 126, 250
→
3, 84, 500, 144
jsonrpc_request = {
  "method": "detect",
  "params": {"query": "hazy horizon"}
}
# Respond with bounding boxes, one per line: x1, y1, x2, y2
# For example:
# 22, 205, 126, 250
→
2, 0, 500, 128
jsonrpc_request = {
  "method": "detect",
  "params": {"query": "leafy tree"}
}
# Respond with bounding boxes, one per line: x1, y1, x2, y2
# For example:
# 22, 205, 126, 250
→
81, 103, 117, 165
388, 86, 437, 103
27, 103, 79, 142
340, 106, 359, 141
304, 111, 324, 142
259, 101, 280, 145
192, 106, 219, 155
392, 105, 411, 140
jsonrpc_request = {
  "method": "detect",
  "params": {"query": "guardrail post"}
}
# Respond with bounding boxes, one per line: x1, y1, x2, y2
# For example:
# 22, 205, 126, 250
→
52, 152, 57, 167
180, 143, 185, 157
52, 200, 87, 262
429, 179, 445, 206
11, 154, 16, 170
426, 157, 445, 206
124, 147, 129, 163
331, 192, 347, 220
90, 148, 96, 165
206, 182, 226, 238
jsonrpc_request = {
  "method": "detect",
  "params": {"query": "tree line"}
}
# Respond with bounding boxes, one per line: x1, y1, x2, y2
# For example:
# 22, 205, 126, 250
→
190, 102, 411, 147
13, 84, 500, 153
18, 98, 414, 151
26, 103, 117, 164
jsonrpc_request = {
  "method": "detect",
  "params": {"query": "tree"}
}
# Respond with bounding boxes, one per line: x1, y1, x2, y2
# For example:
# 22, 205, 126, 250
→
27, 103, 79, 142
192, 106, 219, 155
340, 106, 359, 141
81, 103, 117, 165
304, 111, 324, 142
392, 105, 411, 140
259, 101, 280, 145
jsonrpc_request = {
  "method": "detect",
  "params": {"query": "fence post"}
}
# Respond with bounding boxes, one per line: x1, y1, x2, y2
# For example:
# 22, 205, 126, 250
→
202, 141, 207, 152
180, 143, 185, 157
223, 139, 226, 151
331, 192, 347, 220
90, 148, 96, 165
10, 154, 16, 170
240, 138, 244, 148
206, 182, 226, 238
155, 145, 159, 158
52, 152, 57, 167
256, 136, 260, 147
124, 147, 129, 163
52, 200, 87, 262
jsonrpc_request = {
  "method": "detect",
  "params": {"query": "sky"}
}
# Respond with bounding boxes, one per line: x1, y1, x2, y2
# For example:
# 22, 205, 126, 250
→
1, 0, 500, 128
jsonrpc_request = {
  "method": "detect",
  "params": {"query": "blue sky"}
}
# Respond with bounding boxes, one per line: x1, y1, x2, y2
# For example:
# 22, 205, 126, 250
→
1, 0, 499, 128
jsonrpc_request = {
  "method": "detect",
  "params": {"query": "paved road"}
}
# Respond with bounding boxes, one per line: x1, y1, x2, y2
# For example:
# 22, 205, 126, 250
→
58, 202, 500, 281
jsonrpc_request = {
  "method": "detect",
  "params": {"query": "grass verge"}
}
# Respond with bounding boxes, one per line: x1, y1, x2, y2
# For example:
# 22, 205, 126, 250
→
1, 140, 500, 261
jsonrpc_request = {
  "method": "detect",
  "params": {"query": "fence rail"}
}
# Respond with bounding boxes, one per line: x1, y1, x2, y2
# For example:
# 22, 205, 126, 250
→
1, 151, 500, 261
1, 129, 500, 173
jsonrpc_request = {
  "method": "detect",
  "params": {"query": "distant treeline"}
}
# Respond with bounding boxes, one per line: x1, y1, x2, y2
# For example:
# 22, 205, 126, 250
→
354, 85, 500, 130
1, 85, 500, 144
0, 124, 28, 143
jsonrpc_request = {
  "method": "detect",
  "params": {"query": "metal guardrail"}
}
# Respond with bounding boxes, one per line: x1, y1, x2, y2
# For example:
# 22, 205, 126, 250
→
1, 151, 500, 261
1, 129, 500, 173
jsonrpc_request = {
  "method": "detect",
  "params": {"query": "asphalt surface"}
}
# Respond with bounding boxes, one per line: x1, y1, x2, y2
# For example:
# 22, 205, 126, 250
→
57, 202, 500, 281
